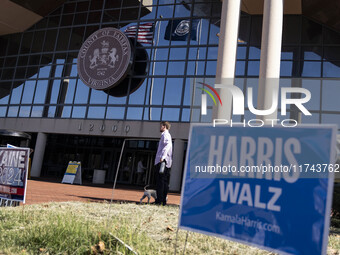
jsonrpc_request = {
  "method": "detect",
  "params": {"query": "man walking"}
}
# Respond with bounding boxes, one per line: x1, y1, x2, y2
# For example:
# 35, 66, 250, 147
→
154, 121, 172, 205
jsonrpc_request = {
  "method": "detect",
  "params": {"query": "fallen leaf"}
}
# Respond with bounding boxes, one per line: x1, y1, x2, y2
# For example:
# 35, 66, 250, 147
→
166, 225, 174, 232
98, 241, 105, 252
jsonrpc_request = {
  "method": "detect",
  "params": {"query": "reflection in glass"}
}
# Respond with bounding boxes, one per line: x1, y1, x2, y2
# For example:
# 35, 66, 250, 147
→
127, 107, 143, 120
0, 107, 6, 117
34, 80, 48, 104
31, 106, 43, 117
21, 80, 36, 104
10, 84, 23, 104
64, 79, 77, 104
168, 61, 185, 75
7, 106, 19, 117
48, 106, 56, 118
87, 107, 105, 119
322, 114, 340, 126
280, 61, 293, 77
144, 107, 161, 121
181, 108, 190, 122
164, 78, 183, 105
162, 108, 179, 121
74, 80, 89, 104
151, 78, 165, 105
236, 61, 245, 76
301, 79, 321, 111
247, 61, 260, 76
106, 107, 125, 120
128, 80, 147, 105
90, 89, 107, 104
322, 80, 340, 111
19, 106, 31, 117
302, 62, 321, 77
301, 113, 320, 124
61, 106, 72, 118
323, 62, 340, 78
249, 47, 261, 59
39, 65, 51, 78
72, 106, 86, 118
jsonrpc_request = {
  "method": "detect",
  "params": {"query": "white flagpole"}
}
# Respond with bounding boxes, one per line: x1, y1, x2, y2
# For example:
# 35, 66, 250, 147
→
190, 19, 203, 122
148, 19, 162, 120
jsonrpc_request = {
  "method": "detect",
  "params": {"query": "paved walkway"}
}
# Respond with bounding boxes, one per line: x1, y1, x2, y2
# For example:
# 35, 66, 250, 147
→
25, 179, 181, 206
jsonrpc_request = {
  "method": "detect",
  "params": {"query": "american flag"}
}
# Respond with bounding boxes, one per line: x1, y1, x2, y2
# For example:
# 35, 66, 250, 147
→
124, 23, 154, 44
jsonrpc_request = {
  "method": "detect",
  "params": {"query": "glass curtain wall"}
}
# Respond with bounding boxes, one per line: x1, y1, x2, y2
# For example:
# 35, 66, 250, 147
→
0, 0, 339, 127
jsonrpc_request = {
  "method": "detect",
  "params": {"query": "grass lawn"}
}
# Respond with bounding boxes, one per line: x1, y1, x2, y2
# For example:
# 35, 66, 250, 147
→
0, 202, 339, 254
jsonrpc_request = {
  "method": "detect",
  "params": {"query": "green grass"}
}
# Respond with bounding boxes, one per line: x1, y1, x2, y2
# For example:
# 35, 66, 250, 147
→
0, 202, 339, 254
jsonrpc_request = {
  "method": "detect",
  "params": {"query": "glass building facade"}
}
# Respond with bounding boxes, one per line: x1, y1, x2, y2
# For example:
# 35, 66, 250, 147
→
0, 0, 339, 188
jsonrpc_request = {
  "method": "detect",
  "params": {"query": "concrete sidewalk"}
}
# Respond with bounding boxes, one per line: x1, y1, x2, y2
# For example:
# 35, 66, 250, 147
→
24, 179, 181, 206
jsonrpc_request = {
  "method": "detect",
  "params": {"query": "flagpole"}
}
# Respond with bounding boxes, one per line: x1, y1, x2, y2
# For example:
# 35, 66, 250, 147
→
148, 18, 162, 120
190, 19, 203, 122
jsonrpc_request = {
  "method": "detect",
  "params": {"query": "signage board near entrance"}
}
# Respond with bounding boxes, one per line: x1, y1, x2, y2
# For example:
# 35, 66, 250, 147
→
61, 161, 82, 185
179, 124, 336, 255
0, 147, 30, 203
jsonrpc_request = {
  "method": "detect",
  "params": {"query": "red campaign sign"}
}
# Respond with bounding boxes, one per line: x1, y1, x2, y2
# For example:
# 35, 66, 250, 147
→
0, 148, 30, 203
0, 185, 25, 196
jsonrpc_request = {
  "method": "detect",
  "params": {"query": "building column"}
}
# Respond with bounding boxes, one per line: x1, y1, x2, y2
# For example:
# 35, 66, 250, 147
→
213, 0, 241, 120
257, 0, 284, 123
169, 139, 185, 192
31, 132, 47, 177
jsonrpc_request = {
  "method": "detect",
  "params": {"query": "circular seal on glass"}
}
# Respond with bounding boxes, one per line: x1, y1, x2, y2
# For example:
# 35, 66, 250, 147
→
77, 27, 132, 90
174, 20, 190, 36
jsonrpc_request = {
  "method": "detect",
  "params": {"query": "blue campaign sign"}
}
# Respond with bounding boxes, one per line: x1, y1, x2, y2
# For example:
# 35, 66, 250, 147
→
179, 125, 337, 255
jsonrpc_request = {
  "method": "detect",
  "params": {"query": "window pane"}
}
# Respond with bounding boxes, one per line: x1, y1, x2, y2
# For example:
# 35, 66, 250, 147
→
64, 79, 76, 104
247, 61, 260, 76
322, 80, 340, 111
21, 80, 36, 104
301, 79, 320, 111
90, 89, 107, 104
87, 107, 105, 119
151, 78, 165, 105
162, 108, 179, 121
322, 114, 340, 126
168, 61, 185, 75
19, 106, 31, 117
237, 47, 247, 60
144, 107, 161, 121
61, 106, 71, 118
34, 80, 48, 104
72, 106, 86, 118
249, 47, 261, 59
31, 106, 43, 117
0, 107, 6, 117
48, 106, 56, 118
127, 107, 143, 120
302, 62, 321, 77
106, 107, 125, 119
236, 61, 245, 76
164, 78, 183, 105
74, 80, 89, 104
7, 106, 19, 117
181, 108, 190, 122
302, 47, 322, 60
128, 80, 147, 105
10, 84, 24, 104
50, 80, 61, 104
39, 65, 51, 78
280, 61, 293, 77
323, 62, 340, 78
302, 113, 320, 124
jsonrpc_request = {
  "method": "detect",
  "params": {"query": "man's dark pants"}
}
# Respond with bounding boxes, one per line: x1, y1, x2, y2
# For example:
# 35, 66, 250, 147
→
155, 162, 170, 205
